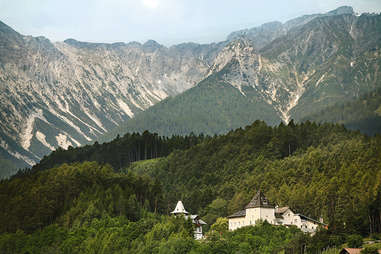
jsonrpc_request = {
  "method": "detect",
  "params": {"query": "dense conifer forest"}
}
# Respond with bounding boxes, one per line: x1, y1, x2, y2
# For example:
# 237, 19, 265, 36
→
31, 131, 207, 173
303, 89, 381, 135
1, 121, 381, 253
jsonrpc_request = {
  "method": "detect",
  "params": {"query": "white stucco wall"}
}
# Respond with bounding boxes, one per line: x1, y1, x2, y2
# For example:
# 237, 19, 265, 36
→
228, 217, 246, 231
228, 207, 321, 234
300, 220, 319, 233
246, 208, 260, 226
259, 207, 276, 224
194, 226, 203, 240
228, 207, 276, 231
280, 209, 295, 225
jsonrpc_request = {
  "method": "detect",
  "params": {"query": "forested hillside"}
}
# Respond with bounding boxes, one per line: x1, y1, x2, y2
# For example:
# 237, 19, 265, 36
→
0, 162, 164, 234
126, 121, 381, 236
303, 89, 381, 135
32, 131, 206, 173
1, 121, 381, 253
100, 74, 281, 140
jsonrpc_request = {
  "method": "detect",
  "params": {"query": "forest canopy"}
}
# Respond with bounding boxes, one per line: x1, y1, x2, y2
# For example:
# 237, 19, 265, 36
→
1, 121, 381, 253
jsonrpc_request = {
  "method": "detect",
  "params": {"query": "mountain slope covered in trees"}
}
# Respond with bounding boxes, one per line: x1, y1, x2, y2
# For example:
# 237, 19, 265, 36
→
302, 89, 381, 135
1, 121, 381, 253
126, 121, 381, 235
31, 131, 207, 173
100, 74, 281, 139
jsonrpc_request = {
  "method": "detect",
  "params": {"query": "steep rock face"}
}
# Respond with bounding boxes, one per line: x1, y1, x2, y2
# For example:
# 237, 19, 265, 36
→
103, 11, 381, 139
227, 21, 286, 49
207, 38, 307, 122
0, 21, 221, 168
261, 13, 381, 120
221, 12, 381, 122
227, 6, 355, 49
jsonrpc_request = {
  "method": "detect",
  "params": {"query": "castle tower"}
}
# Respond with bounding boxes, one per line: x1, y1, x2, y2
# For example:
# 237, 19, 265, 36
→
245, 190, 275, 225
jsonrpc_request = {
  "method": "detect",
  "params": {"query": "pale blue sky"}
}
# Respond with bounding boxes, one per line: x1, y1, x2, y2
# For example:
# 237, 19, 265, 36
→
1, 0, 381, 46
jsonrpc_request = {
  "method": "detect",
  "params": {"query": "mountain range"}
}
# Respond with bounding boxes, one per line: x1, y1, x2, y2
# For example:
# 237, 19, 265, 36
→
103, 7, 381, 138
0, 20, 223, 172
1, 6, 381, 176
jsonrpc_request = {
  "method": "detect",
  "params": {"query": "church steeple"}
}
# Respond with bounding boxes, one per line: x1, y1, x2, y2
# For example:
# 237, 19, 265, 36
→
171, 201, 189, 215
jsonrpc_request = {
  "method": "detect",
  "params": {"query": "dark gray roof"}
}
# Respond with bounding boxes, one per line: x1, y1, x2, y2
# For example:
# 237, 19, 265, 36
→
245, 190, 274, 209
185, 215, 207, 225
227, 209, 246, 218
298, 214, 327, 225
275, 213, 284, 219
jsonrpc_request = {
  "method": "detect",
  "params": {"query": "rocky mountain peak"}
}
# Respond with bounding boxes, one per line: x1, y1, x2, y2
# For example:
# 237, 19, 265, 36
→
227, 21, 286, 49
143, 39, 163, 51
207, 38, 256, 76
328, 6, 354, 15
227, 37, 255, 49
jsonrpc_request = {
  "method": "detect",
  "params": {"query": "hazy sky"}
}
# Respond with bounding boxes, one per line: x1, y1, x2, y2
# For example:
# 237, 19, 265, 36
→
1, 0, 381, 46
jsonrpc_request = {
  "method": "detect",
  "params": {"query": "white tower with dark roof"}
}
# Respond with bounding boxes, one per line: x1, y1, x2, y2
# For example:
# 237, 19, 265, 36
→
245, 190, 276, 225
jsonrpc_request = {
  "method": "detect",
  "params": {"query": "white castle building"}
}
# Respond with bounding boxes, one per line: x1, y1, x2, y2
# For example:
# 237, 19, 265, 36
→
171, 201, 207, 240
227, 190, 326, 234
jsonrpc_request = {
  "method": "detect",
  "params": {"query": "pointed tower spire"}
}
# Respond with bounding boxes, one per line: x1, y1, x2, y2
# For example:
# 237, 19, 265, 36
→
245, 190, 274, 209
171, 201, 189, 215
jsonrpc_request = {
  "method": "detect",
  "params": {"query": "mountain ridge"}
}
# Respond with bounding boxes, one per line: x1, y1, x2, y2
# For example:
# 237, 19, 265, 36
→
0, 24, 225, 173
0, 6, 380, 176
101, 11, 381, 140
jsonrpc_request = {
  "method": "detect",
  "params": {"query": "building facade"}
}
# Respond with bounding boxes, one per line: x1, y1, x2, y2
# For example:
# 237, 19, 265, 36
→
227, 190, 325, 234
171, 201, 207, 240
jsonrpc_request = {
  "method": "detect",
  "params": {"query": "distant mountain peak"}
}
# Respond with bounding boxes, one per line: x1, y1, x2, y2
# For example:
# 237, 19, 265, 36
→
227, 6, 356, 47
328, 6, 354, 15
63, 38, 126, 48
143, 39, 163, 50
63, 38, 88, 47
